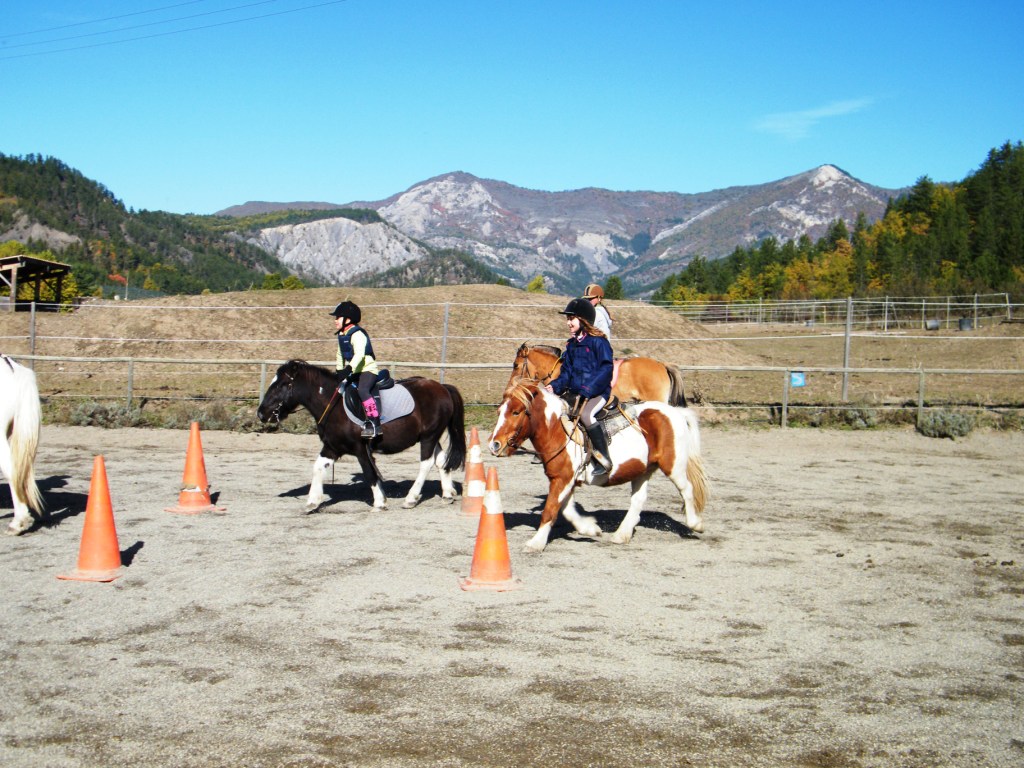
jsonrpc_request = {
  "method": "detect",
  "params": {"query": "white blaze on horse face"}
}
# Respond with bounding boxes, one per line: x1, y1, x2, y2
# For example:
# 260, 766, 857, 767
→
489, 400, 514, 455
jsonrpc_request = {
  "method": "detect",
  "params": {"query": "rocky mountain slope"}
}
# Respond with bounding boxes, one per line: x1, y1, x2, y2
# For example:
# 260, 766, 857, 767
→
228, 165, 905, 294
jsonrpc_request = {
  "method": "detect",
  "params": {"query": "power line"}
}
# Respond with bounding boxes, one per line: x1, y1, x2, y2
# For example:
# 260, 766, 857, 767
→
2, 0, 282, 50
0, 0, 346, 61
0, 1, 210, 38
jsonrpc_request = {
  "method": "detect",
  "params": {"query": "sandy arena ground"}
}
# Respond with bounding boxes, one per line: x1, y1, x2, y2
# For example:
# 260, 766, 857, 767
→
1, 423, 1022, 768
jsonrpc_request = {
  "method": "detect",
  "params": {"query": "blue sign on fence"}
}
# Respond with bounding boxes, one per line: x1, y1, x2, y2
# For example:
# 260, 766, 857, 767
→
790, 371, 806, 388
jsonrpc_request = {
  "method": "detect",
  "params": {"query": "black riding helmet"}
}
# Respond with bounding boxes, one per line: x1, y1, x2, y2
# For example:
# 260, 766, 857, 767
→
560, 297, 596, 326
329, 300, 361, 324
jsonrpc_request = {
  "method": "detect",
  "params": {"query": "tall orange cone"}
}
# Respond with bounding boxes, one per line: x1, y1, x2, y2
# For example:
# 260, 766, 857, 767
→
165, 422, 226, 514
460, 427, 486, 517
58, 455, 123, 582
459, 467, 521, 591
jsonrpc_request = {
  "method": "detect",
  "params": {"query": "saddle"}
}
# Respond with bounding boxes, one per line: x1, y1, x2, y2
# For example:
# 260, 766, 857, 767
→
558, 395, 640, 454
341, 374, 414, 427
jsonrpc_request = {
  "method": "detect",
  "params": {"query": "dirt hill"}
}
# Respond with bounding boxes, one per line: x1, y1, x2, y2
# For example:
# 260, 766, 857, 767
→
0, 285, 759, 408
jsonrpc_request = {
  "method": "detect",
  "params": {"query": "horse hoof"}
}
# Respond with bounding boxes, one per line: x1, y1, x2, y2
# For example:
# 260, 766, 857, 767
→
441, 495, 455, 505
401, 496, 421, 509
608, 532, 632, 545
6, 523, 29, 536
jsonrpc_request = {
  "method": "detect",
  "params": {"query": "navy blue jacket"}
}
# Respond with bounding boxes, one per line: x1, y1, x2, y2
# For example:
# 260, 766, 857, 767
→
549, 333, 613, 399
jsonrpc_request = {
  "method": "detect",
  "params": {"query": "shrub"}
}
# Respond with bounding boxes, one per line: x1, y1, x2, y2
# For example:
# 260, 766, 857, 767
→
917, 410, 976, 439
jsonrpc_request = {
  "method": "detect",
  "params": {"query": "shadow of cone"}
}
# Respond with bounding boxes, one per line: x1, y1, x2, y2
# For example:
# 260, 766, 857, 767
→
165, 422, 226, 514
459, 467, 522, 591
461, 427, 485, 517
58, 455, 123, 582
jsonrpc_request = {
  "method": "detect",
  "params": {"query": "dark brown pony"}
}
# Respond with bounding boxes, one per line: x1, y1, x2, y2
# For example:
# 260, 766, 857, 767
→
508, 343, 687, 406
257, 360, 466, 511
488, 377, 707, 552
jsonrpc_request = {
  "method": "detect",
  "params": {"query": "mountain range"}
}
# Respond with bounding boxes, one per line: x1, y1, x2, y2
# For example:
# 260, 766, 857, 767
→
220, 165, 906, 294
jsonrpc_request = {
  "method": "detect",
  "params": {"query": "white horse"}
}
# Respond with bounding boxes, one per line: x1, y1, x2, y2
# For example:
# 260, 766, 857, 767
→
1, 355, 44, 535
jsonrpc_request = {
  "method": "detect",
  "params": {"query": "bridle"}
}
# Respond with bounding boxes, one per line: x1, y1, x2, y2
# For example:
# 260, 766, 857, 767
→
501, 379, 571, 461
261, 369, 297, 425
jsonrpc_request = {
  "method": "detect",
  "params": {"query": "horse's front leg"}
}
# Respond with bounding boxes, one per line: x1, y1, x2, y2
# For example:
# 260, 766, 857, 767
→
525, 477, 596, 552
305, 454, 335, 512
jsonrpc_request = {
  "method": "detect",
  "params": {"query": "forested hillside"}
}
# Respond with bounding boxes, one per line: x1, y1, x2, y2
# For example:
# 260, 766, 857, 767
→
653, 141, 1024, 303
0, 153, 493, 299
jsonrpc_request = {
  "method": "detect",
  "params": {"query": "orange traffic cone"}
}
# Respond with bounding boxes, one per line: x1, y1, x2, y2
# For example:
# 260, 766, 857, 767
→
58, 455, 123, 582
461, 427, 486, 517
459, 467, 521, 591
165, 422, 226, 514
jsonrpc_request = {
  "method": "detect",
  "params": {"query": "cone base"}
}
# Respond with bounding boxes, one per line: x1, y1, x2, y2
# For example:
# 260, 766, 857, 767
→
459, 575, 522, 592
164, 503, 226, 515
460, 500, 483, 517
57, 566, 123, 583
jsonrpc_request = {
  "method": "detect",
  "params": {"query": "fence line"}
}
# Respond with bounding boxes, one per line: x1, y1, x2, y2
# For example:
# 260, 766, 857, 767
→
15, 354, 1024, 428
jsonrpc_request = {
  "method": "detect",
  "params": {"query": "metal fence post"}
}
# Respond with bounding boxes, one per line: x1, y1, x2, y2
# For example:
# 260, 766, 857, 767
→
917, 371, 926, 428
842, 297, 852, 401
127, 359, 134, 407
259, 362, 268, 400
28, 302, 37, 368
439, 302, 450, 384
781, 371, 791, 428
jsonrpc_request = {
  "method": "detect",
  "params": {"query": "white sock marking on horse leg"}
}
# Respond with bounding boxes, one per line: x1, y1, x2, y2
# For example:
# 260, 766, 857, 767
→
402, 457, 432, 508
525, 522, 552, 552
610, 476, 649, 544
562, 497, 601, 538
305, 456, 333, 509
371, 480, 387, 509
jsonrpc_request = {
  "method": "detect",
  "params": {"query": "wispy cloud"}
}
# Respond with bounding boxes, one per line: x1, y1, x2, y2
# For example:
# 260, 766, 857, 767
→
754, 98, 873, 140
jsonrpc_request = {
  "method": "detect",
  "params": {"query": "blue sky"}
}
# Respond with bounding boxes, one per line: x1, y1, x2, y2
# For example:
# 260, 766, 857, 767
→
2, 1, 1022, 215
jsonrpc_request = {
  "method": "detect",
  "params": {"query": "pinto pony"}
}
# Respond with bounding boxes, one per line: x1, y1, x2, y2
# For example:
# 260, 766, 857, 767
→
257, 360, 466, 511
1, 355, 44, 535
489, 378, 707, 552
508, 343, 687, 406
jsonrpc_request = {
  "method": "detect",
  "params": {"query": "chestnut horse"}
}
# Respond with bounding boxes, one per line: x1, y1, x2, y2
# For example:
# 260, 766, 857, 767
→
1, 355, 44, 535
257, 360, 466, 511
489, 377, 707, 552
508, 343, 687, 406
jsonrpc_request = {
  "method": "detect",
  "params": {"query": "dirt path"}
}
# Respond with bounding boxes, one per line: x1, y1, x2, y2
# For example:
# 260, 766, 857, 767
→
1, 424, 1022, 767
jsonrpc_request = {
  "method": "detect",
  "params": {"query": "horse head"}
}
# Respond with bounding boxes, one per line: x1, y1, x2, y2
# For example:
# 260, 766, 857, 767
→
507, 344, 563, 392
489, 377, 567, 458
257, 359, 317, 425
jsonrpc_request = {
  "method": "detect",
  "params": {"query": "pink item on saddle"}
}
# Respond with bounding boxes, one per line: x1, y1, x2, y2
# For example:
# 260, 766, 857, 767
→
362, 397, 379, 418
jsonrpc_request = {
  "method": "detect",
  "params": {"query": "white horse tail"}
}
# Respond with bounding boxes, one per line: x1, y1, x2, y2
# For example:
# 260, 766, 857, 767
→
10, 365, 44, 514
681, 408, 708, 514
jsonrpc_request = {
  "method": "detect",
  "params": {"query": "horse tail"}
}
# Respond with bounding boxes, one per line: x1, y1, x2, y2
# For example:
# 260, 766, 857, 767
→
664, 364, 688, 407
681, 408, 707, 514
10, 365, 44, 514
442, 384, 467, 473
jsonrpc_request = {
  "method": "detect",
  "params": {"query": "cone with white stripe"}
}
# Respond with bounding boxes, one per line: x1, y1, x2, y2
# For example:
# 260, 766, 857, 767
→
460, 427, 486, 517
459, 467, 521, 591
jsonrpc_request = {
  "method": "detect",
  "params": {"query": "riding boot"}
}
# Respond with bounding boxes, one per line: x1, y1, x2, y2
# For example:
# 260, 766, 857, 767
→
361, 397, 382, 440
585, 425, 613, 475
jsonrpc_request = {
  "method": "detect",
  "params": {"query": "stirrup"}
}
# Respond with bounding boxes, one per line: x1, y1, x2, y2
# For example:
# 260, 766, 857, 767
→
361, 421, 381, 439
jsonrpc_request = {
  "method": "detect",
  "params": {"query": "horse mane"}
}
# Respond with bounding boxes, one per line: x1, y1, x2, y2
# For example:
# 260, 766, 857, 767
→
503, 375, 542, 407
528, 344, 562, 358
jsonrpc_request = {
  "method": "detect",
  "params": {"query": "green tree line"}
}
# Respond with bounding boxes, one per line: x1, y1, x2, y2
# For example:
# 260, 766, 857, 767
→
653, 141, 1024, 304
